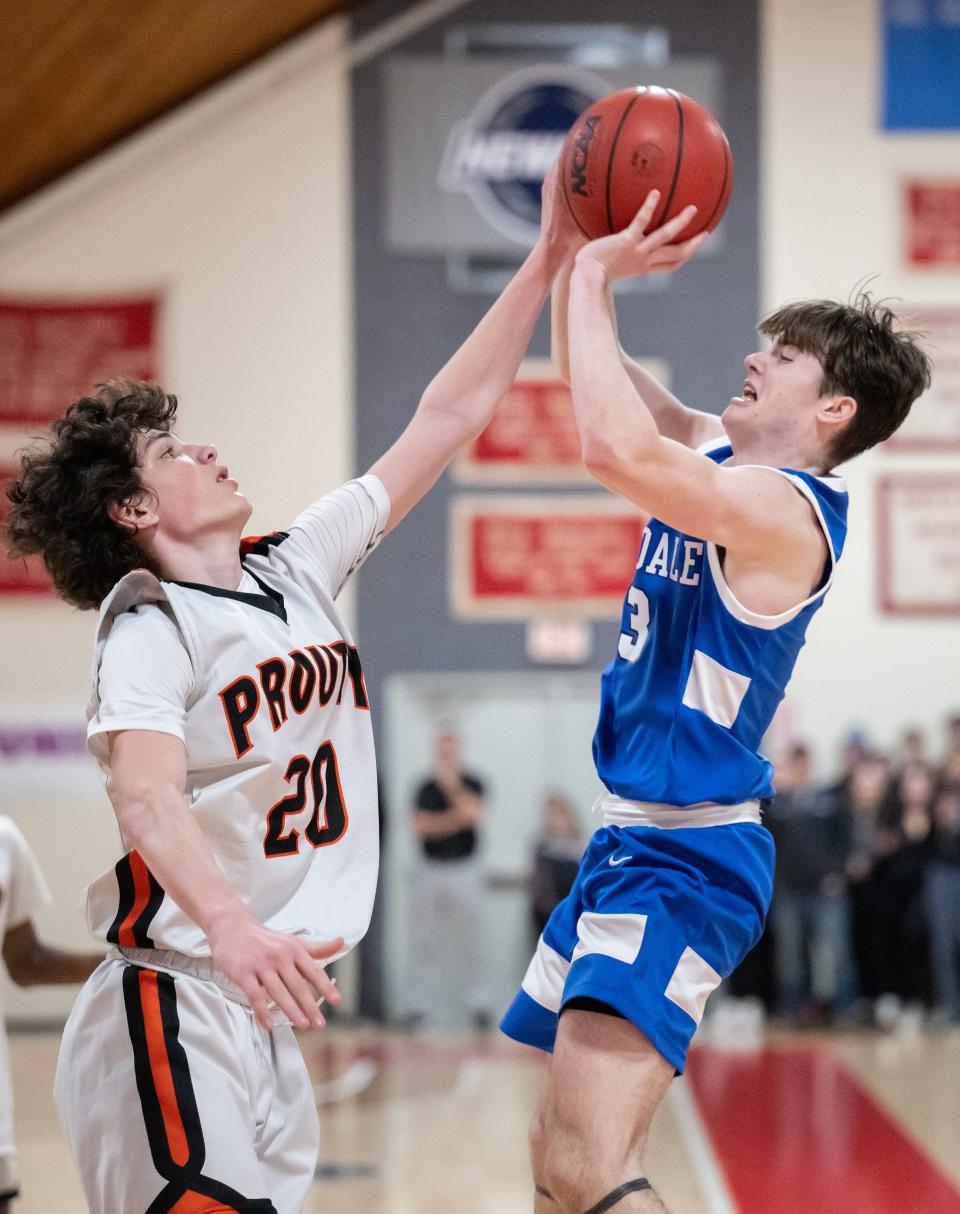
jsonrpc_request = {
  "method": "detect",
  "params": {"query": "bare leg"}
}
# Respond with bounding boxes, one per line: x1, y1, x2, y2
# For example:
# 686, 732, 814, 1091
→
535, 1009, 674, 1213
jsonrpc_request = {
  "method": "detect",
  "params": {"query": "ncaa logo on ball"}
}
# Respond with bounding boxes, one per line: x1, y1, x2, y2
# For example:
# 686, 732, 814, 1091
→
440, 65, 610, 245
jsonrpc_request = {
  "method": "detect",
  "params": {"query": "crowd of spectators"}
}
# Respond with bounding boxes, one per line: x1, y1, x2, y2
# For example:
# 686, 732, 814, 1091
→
740, 714, 960, 1031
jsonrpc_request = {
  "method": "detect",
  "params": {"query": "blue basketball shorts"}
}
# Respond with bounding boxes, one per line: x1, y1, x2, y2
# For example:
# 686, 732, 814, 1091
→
500, 820, 775, 1073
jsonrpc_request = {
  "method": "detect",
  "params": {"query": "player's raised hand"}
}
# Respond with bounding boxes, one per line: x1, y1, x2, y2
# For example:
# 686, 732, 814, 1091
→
539, 160, 587, 258
575, 190, 708, 282
207, 912, 343, 1031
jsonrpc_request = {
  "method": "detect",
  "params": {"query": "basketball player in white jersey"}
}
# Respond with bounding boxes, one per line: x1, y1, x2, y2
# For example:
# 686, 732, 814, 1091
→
502, 179, 931, 1214
5, 176, 573, 1214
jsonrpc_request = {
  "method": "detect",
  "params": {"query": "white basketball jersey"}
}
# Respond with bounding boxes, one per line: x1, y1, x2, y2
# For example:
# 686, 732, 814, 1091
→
83, 476, 389, 960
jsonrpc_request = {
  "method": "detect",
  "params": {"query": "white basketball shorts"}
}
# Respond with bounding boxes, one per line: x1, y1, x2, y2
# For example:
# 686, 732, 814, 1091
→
54, 956, 319, 1213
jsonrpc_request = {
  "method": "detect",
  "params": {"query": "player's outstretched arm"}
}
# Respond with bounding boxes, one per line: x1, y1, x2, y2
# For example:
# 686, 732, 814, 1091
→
106, 729, 343, 1031
546, 175, 723, 450
567, 200, 825, 586
368, 167, 569, 533
2, 920, 102, 986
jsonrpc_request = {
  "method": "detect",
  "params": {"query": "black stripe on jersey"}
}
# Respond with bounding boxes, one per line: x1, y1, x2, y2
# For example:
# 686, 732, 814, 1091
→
134, 868, 165, 948
240, 531, 290, 557
107, 855, 136, 945
106, 856, 165, 948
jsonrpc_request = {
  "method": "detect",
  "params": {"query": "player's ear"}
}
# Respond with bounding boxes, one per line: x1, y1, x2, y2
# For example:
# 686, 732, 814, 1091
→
107, 491, 159, 536
817, 394, 857, 432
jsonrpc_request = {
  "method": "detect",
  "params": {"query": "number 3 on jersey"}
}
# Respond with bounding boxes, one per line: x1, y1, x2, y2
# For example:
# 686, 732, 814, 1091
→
264, 739, 348, 857
618, 587, 650, 662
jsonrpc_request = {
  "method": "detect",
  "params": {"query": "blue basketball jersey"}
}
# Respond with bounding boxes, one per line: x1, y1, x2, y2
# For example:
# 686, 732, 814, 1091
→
593, 438, 848, 806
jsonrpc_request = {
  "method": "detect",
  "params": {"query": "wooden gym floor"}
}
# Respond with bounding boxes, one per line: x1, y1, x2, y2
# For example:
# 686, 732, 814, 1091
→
8, 1021, 960, 1213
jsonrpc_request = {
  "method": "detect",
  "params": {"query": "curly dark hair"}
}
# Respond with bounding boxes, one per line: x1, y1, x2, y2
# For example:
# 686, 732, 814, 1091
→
759, 292, 932, 468
6, 380, 178, 609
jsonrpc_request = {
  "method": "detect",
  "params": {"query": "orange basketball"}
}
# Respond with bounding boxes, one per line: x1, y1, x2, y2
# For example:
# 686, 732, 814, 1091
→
560, 86, 733, 242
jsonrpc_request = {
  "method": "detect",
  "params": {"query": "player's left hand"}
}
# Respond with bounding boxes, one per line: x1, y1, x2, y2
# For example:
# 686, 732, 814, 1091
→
575, 190, 708, 282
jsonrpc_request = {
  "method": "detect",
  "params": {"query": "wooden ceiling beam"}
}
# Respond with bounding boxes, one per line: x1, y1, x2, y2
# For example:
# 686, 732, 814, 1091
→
0, 0, 360, 214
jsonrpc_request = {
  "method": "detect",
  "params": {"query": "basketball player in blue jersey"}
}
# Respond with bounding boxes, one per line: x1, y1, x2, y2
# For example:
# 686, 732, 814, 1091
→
501, 180, 932, 1214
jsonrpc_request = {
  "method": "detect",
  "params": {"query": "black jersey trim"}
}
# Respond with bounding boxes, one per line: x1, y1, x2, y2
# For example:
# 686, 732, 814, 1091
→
171, 577, 287, 623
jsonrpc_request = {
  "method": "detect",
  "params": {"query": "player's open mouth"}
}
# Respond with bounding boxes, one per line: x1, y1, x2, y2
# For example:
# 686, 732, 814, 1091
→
742, 383, 758, 401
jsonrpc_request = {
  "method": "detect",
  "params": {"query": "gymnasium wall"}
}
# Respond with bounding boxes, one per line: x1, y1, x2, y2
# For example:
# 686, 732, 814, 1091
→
762, 0, 960, 762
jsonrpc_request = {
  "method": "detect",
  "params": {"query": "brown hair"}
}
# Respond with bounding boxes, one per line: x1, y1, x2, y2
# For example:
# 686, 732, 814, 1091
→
6, 380, 178, 609
759, 292, 932, 467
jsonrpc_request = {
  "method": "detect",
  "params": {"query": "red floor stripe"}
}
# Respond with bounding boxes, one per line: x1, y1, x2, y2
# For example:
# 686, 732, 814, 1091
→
686, 1046, 960, 1214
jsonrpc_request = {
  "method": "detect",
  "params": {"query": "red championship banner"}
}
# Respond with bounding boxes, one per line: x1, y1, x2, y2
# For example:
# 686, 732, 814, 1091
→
0, 294, 160, 425
903, 179, 960, 269
454, 358, 670, 483
0, 464, 52, 595
877, 474, 960, 617
450, 494, 645, 620
887, 308, 960, 451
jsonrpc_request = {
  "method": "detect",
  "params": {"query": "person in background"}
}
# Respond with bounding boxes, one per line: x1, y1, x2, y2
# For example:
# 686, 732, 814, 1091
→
939, 713, 960, 786
530, 793, 583, 944
898, 727, 928, 770
765, 744, 855, 1025
824, 728, 870, 802
869, 762, 934, 1024
408, 728, 492, 1029
924, 783, 960, 1026
0, 817, 102, 1213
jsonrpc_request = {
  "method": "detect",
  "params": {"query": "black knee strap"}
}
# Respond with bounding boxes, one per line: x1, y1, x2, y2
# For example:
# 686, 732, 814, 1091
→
583, 1178, 652, 1214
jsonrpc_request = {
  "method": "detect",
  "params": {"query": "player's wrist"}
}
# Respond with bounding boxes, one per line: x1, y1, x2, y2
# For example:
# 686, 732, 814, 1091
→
205, 902, 255, 944
573, 250, 610, 286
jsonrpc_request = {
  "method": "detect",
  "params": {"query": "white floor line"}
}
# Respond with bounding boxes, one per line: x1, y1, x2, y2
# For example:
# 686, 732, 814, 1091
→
666, 1078, 739, 1214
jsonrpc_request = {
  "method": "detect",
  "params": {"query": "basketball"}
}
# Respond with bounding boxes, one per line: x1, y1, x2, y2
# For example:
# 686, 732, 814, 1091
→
560, 86, 733, 242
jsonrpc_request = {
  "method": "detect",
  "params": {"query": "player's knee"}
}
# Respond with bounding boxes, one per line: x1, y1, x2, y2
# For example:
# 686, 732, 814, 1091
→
540, 1117, 598, 1210
540, 1104, 647, 1211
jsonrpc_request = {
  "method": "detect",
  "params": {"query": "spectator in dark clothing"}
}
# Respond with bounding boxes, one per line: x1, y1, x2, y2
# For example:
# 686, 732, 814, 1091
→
847, 756, 933, 1023
844, 753, 893, 1008
924, 783, 960, 1025
406, 728, 492, 1029
766, 744, 856, 1022
530, 792, 583, 941
874, 762, 934, 1012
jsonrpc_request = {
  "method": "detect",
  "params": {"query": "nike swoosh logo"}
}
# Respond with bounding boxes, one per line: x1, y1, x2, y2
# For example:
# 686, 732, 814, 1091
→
608, 853, 630, 867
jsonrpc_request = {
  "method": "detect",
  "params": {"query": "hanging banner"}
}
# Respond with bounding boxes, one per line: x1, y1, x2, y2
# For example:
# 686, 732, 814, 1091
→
902, 180, 960, 269
450, 493, 645, 619
454, 358, 671, 483
887, 307, 960, 449
0, 294, 160, 425
876, 474, 960, 616
882, 0, 960, 131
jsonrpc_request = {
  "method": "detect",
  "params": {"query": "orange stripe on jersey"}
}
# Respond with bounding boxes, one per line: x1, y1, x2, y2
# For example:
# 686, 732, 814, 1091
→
139, 968, 192, 1169
117, 850, 154, 948
166, 1192, 243, 1213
